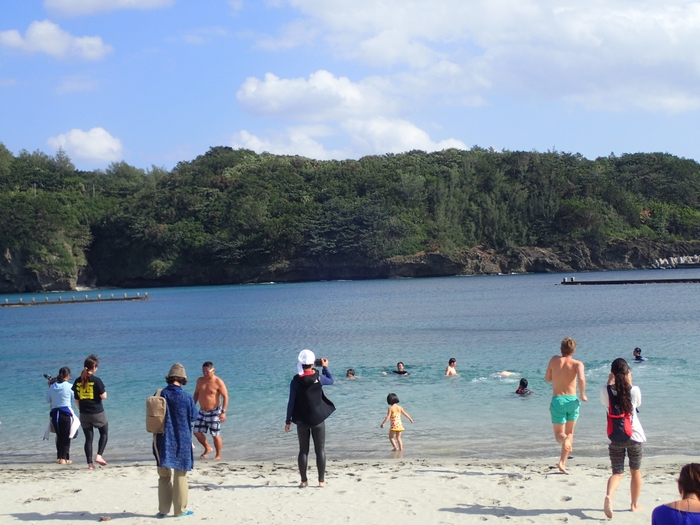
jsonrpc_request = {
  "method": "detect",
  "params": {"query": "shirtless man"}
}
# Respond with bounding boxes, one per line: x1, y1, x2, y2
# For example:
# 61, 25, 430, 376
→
193, 362, 229, 460
445, 358, 458, 376
545, 337, 587, 474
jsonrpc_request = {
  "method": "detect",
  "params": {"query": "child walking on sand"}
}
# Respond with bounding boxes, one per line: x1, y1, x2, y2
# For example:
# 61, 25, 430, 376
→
380, 393, 413, 451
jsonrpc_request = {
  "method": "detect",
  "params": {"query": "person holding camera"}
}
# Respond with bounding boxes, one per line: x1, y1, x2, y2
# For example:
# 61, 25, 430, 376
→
285, 349, 335, 487
45, 367, 78, 464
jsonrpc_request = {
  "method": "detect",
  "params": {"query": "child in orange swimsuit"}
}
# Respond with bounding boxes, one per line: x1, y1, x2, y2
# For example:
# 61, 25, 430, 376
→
380, 393, 414, 451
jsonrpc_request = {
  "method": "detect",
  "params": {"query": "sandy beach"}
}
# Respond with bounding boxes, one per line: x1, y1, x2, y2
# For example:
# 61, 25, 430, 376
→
1, 455, 694, 524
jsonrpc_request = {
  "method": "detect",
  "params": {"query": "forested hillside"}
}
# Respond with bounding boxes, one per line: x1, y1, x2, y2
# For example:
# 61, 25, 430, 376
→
3, 143, 700, 292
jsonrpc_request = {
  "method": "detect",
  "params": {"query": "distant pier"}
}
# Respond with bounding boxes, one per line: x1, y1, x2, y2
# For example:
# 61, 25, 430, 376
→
561, 277, 700, 286
1, 292, 149, 307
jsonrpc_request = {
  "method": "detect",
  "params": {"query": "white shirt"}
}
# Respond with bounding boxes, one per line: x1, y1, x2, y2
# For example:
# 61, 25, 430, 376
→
600, 384, 646, 443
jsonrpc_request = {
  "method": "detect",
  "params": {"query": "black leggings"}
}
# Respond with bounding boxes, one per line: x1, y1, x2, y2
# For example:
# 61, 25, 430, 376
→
82, 423, 108, 464
50, 409, 72, 460
296, 421, 326, 483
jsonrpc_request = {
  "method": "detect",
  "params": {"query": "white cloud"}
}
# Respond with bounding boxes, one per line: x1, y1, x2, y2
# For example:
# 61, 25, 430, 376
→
0, 20, 112, 61
267, 0, 700, 113
343, 118, 467, 154
44, 0, 174, 16
48, 127, 123, 162
237, 70, 396, 121
232, 127, 349, 160
231, 119, 465, 160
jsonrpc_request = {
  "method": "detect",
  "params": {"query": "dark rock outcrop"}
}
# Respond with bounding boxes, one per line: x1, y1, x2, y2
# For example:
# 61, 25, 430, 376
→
5, 238, 700, 292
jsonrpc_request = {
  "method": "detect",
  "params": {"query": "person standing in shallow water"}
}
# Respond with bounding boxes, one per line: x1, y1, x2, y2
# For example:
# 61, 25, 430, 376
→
193, 361, 229, 460
545, 337, 587, 474
445, 358, 458, 376
285, 349, 335, 488
72, 354, 108, 470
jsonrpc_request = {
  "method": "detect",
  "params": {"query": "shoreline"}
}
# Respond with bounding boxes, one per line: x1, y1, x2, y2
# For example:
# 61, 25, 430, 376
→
2, 456, 697, 524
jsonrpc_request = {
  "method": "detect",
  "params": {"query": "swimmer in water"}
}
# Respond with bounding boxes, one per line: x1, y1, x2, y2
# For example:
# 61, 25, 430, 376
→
633, 348, 646, 362
445, 358, 458, 376
515, 378, 533, 395
346, 369, 356, 379
393, 362, 410, 376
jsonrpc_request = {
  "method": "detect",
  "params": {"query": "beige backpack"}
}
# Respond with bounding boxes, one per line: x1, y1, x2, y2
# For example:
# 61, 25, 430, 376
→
146, 389, 167, 434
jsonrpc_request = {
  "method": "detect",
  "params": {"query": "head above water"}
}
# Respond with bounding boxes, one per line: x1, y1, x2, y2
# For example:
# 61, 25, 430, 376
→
633, 347, 642, 356
448, 358, 456, 366
396, 362, 404, 371
519, 378, 528, 389
346, 369, 355, 377
387, 393, 399, 405
678, 463, 700, 498
560, 337, 577, 356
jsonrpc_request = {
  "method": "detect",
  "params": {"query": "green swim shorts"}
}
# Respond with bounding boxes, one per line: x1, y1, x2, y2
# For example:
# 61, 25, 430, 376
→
550, 395, 581, 424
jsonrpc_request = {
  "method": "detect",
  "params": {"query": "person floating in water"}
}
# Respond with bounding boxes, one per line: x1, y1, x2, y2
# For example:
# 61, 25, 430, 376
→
445, 358, 458, 376
515, 378, 533, 395
381, 362, 409, 376
633, 347, 646, 362
545, 337, 587, 474
393, 362, 409, 376
345, 369, 356, 379
380, 393, 414, 451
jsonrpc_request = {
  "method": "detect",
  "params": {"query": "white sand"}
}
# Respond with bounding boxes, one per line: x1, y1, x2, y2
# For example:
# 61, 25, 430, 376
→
1, 456, 694, 524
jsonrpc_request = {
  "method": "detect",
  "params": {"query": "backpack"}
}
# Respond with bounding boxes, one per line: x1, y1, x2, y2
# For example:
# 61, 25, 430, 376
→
606, 385, 633, 443
146, 389, 167, 434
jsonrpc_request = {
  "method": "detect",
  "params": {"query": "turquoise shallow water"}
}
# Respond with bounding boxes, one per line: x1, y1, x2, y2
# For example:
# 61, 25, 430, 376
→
2, 269, 700, 464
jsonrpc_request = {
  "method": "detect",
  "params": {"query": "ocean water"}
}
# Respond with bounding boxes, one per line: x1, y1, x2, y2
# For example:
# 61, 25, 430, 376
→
2, 269, 700, 464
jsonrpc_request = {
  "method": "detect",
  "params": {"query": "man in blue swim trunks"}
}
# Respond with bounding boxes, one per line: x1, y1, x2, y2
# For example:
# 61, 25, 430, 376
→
545, 337, 587, 474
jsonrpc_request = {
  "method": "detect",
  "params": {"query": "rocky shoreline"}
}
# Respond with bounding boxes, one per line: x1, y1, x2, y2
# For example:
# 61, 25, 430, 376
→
4, 239, 700, 293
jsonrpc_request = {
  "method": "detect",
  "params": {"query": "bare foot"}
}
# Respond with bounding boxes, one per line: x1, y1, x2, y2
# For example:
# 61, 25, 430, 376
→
88, 463, 95, 470
58, 459, 66, 465
94, 455, 107, 466
65, 460, 72, 465
604, 495, 613, 518
319, 482, 326, 487
200, 446, 213, 459
557, 461, 568, 474
214, 455, 221, 461
298, 482, 308, 488
631, 503, 643, 512
563, 433, 574, 453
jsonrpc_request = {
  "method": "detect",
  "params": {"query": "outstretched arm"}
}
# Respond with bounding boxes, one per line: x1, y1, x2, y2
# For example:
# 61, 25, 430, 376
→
401, 407, 414, 423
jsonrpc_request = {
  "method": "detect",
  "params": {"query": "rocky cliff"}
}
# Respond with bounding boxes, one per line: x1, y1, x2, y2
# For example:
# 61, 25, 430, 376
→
4, 239, 700, 293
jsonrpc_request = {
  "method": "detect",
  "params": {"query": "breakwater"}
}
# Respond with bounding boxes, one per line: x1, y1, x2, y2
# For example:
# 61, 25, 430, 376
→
0, 292, 149, 307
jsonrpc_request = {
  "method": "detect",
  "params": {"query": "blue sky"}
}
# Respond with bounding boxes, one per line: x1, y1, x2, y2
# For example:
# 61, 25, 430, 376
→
2, 0, 700, 170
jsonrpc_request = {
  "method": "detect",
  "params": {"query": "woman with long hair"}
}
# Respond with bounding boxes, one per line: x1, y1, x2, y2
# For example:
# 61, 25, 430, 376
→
600, 357, 645, 518
46, 366, 75, 464
72, 354, 108, 470
652, 463, 700, 524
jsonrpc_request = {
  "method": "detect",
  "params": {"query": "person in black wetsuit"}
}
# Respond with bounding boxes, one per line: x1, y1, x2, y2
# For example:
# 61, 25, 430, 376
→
284, 349, 335, 487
